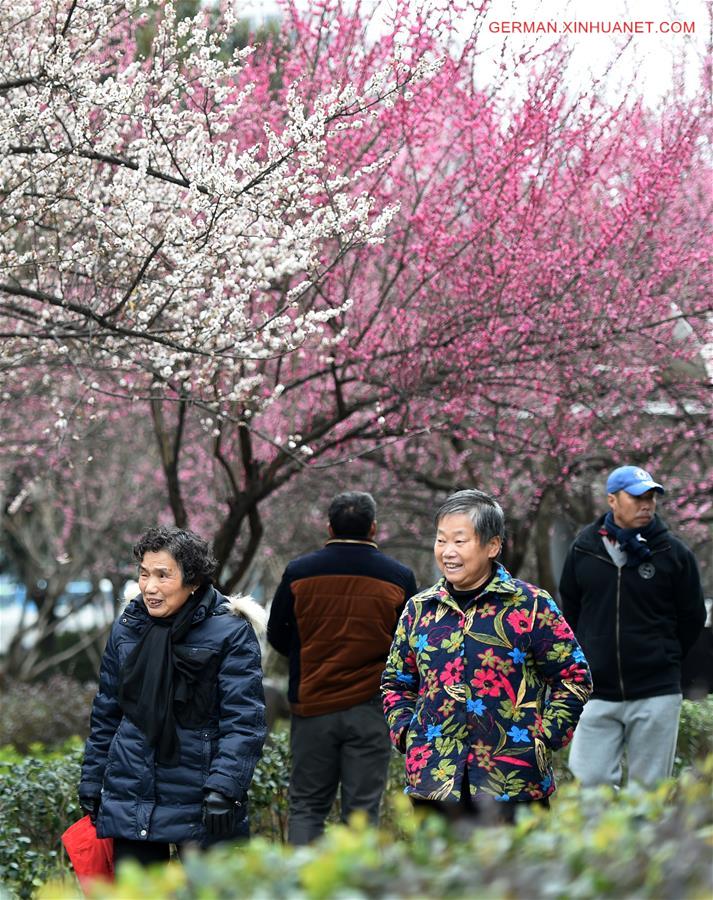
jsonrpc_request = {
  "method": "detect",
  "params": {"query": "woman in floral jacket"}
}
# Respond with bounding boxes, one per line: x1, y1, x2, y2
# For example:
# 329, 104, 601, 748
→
381, 490, 592, 821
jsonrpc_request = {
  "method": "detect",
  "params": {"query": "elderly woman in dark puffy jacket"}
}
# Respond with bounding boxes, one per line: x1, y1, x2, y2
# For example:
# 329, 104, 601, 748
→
78, 526, 267, 868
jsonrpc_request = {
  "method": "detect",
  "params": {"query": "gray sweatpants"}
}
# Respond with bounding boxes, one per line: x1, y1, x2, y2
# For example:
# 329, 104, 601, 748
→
287, 694, 392, 846
568, 694, 682, 788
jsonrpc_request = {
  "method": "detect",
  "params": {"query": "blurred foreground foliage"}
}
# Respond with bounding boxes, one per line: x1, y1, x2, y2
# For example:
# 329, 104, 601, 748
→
0, 698, 711, 898
37, 757, 713, 900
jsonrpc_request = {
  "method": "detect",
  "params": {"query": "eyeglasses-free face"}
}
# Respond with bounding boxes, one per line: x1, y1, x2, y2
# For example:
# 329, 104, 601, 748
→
138, 550, 197, 618
434, 513, 501, 591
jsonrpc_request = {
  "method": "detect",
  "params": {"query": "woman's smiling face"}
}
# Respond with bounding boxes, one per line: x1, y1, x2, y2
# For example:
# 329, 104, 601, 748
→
138, 550, 197, 618
434, 513, 501, 591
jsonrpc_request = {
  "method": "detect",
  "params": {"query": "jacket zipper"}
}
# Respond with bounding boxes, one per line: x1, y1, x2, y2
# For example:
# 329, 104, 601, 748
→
575, 542, 670, 703
574, 547, 616, 567
574, 546, 624, 699
615, 567, 625, 700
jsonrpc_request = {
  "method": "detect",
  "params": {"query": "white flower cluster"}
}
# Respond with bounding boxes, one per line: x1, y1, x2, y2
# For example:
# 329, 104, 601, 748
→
0, 0, 424, 416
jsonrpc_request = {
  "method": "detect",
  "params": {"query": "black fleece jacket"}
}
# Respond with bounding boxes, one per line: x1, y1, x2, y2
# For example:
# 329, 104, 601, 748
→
559, 514, 705, 701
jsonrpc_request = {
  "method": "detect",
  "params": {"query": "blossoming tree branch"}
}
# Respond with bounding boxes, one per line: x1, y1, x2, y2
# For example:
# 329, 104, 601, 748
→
0, 0, 710, 676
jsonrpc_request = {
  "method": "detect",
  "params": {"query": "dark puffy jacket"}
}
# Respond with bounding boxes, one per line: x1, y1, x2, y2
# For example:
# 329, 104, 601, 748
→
559, 514, 705, 702
268, 539, 417, 716
79, 589, 267, 846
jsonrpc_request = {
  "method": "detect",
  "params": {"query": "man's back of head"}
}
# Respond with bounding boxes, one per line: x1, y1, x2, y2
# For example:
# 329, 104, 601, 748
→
328, 491, 377, 540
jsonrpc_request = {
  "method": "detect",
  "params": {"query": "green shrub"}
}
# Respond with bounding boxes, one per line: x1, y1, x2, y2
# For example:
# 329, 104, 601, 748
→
0, 732, 291, 898
37, 757, 713, 900
0, 747, 83, 899
0, 677, 96, 753
248, 729, 290, 842
4, 699, 712, 898
675, 696, 713, 771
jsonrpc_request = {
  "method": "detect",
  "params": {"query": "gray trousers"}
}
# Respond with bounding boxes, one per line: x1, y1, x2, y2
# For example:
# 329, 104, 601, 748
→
568, 694, 682, 788
287, 694, 392, 845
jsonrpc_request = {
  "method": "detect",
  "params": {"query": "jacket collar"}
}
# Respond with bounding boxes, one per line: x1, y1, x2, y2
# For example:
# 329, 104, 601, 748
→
430, 563, 518, 612
325, 538, 378, 548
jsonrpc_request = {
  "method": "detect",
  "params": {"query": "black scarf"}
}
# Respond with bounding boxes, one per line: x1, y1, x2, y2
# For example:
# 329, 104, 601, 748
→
603, 512, 656, 568
118, 585, 214, 766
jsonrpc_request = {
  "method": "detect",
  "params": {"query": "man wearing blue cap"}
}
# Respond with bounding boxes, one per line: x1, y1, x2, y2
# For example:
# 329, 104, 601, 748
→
559, 465, 705, 787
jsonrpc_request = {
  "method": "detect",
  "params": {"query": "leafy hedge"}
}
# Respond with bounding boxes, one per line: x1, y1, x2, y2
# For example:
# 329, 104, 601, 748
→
0, 732, 292, 898
234, 728, 290, 843
0, 744, 83, 899
37, 759, 713, 900
1, 698, 712, 899
676, 697, 713, 769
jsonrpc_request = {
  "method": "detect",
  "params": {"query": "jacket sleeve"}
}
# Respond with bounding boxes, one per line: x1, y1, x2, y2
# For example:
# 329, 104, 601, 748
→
380, 601, 419, 753
677, 546, 706, 657
205, 618, 267, 800
267, 568, 295, 657
558, 544, 582, 632
79, 624, 123, 799
530, 591, 593, 752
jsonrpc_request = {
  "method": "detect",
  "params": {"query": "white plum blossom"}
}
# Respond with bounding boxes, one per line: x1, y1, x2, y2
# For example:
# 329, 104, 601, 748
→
0, 0, 428, 420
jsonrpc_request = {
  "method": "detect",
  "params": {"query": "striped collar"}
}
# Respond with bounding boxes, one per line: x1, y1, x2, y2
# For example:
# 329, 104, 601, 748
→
325, 538, 378, 548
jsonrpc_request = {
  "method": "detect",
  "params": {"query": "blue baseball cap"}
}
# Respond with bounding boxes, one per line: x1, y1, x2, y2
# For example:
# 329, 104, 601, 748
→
606, 466, 664, 496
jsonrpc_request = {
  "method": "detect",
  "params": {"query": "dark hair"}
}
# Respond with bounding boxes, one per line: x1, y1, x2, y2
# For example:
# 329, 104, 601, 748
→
434, 489, 505, 546
132, 526, 217, 587
328, 491, 377, 539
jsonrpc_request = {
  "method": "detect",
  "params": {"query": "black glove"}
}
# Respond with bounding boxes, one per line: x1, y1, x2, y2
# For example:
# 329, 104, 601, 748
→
79, 794, 101, 825
202, 790, 241, 837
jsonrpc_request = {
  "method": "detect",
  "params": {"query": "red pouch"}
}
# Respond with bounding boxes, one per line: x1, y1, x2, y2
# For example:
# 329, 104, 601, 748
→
61, 815, 114, 893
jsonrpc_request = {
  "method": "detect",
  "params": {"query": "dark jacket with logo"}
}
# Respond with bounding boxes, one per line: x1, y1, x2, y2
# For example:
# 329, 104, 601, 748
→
267, 539, 417, 716
559, 514, 705, 701
79, 590, 267, 846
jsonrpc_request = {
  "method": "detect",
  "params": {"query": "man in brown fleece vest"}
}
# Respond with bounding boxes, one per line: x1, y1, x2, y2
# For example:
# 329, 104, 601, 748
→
268, 491, 417, 844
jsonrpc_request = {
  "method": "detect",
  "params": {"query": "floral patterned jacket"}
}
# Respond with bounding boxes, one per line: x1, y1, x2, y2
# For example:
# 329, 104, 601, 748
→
381, 565, 592, 803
